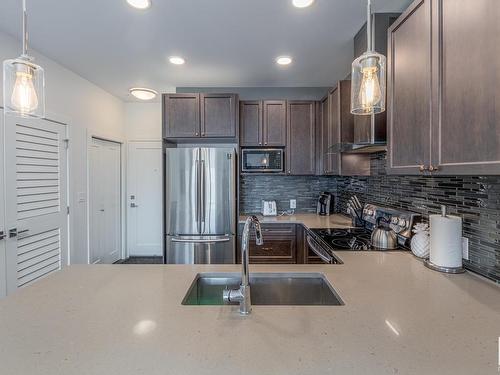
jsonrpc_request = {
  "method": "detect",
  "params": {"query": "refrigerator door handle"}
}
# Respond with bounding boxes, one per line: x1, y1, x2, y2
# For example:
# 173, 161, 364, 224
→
171, 236, 231, 244
200, 159, 206, 229
195, 158, 201, 234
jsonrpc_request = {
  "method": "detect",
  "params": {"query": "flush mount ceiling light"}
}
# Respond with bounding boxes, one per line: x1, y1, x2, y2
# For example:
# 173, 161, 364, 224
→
3, 0, 45, 118
169, 56, 185, 65
350, 0, 386, 115
276, 56, 293, 65
127, 0, 151, 10
292, 0, 315, 8
129, 88, 158, 101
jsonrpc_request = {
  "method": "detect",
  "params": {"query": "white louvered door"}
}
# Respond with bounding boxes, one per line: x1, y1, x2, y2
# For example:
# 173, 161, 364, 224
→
0, 110, 7, 298
4, 116, 68, 293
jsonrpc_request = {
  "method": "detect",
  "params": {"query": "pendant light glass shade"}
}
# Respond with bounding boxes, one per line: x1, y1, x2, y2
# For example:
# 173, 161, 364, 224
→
350, 51, 386, 115
3, 57, 45, 118
2, 0, 45, 118
350, 0, 386, 116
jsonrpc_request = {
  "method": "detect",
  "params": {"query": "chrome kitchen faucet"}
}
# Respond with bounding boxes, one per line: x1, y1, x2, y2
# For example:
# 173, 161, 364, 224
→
223, 215, 263, 314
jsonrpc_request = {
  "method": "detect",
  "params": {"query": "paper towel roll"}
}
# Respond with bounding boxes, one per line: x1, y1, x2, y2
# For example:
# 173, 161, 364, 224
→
429, 214, 463, 268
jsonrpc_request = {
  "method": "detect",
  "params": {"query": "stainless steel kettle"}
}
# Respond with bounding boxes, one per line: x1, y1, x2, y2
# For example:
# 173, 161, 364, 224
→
371, 217, 398, 250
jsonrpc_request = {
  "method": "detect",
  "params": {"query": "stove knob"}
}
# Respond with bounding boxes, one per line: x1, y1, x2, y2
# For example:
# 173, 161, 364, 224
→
391, 217, 399, 225
398, 218, 407, 227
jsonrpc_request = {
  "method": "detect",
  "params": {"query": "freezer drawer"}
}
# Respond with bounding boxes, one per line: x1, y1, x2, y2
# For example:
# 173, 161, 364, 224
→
166, 235, 235, 264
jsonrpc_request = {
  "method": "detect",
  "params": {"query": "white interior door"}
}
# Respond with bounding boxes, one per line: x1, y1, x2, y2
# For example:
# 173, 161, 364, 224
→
4, 116, 68, 293
127, 141, 162, 257
0, 110, 7, 298
89, 138, 121, 264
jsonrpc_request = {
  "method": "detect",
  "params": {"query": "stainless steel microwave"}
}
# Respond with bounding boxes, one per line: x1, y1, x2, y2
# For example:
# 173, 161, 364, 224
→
241, 149, 284, 173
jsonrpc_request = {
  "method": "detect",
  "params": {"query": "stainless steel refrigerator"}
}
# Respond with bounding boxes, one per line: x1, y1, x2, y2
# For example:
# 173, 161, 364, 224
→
165, 147, 236, 264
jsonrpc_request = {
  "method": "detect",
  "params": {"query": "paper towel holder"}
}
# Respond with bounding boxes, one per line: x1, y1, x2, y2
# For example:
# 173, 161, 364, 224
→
424, 204, 466, 273
423, 258, 466, 274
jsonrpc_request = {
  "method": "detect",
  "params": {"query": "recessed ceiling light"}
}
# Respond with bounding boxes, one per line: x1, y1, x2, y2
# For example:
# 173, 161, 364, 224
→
276, 56, 293, 65
169, 56, 185, 65
129, 88, 158, 100
127, 0, 151, 10
292, 0, 315, 8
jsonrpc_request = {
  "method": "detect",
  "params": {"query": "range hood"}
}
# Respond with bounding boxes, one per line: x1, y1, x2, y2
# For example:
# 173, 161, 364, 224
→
328, 141, 387, 154
328, 113, 387, 154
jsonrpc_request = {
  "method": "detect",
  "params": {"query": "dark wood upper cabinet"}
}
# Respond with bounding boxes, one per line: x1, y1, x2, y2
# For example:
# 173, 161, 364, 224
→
200, 93, 237, 138
263, 100, 287, 146
430, 0, 500, 174
163, 93, 200, 138
163, 93, 237, 139
286, 101, 316, 175
388, 0, 500, 175
387, 0, 432, 174
239, 101, 262, 146
240, 100, 286, 146
353, 13, 400, 145
327, 88, 341, 175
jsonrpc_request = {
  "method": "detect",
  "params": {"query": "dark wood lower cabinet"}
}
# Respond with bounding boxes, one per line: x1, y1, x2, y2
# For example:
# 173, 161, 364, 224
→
248, 238, 296, 264
237, 223, 326, 264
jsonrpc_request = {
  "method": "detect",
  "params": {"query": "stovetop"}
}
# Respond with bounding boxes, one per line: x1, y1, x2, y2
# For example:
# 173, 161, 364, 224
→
309, 227, 400, 251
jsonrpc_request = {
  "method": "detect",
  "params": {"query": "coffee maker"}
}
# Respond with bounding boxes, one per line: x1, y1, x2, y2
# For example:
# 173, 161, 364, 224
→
317, 192, 334, 216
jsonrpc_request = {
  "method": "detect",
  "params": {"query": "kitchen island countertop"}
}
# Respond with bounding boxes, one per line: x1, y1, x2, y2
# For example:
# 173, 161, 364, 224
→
0, 253, 499, 374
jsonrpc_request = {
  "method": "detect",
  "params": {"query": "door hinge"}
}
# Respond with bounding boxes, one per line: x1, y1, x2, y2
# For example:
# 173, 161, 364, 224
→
67, 206, 70, 215
63, 139, 69, 149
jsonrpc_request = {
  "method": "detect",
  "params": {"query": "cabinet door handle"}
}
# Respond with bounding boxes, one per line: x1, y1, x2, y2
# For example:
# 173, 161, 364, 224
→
259, 142, 262, 146
429, 165, 439, 172
0, 231, 5, 241
419, 165, 428, 172
195, 132, 199, 136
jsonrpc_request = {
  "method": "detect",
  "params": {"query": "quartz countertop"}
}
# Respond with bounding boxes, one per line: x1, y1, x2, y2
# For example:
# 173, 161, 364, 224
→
238, 213, 353, 229
0, 253, 499, 374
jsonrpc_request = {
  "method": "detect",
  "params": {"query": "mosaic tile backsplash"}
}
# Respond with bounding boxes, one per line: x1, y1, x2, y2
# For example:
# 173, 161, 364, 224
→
240, 153, 500, 283
240, 175, 335, 214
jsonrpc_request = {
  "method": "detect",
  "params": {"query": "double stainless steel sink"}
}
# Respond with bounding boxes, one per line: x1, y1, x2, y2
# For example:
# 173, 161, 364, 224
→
182, 273, 344, 306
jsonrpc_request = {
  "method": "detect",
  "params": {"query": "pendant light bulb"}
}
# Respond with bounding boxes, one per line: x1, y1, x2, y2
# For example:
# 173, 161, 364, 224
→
2, 0, 45, 118
11, 64, 39, 113
358, 58, 382, 110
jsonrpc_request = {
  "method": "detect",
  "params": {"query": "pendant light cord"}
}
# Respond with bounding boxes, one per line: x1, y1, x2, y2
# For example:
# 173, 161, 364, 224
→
366, 0, 372, 52
22, 0, 28, 56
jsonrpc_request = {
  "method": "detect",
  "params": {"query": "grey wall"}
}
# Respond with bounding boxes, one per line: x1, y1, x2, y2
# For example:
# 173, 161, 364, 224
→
176, 87, 330, 101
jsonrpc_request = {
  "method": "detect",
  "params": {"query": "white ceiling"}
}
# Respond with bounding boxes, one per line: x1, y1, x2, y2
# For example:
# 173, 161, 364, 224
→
0, 0, 412, 102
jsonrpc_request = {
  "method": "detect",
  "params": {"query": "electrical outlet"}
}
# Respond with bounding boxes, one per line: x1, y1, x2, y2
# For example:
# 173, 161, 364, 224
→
462, 237, 469, 260
290, 199, 297, 209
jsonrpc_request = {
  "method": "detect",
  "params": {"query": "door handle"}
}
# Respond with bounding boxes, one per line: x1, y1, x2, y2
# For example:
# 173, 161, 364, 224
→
200, 160, 206, 224
0, 231, 5, 241
9, 228, 29, 239
306, 235, 333, 264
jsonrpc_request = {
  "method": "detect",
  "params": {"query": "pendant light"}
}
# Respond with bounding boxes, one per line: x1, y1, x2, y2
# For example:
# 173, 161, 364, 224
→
3, 0, 45, 118
350, 0, 386, 115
